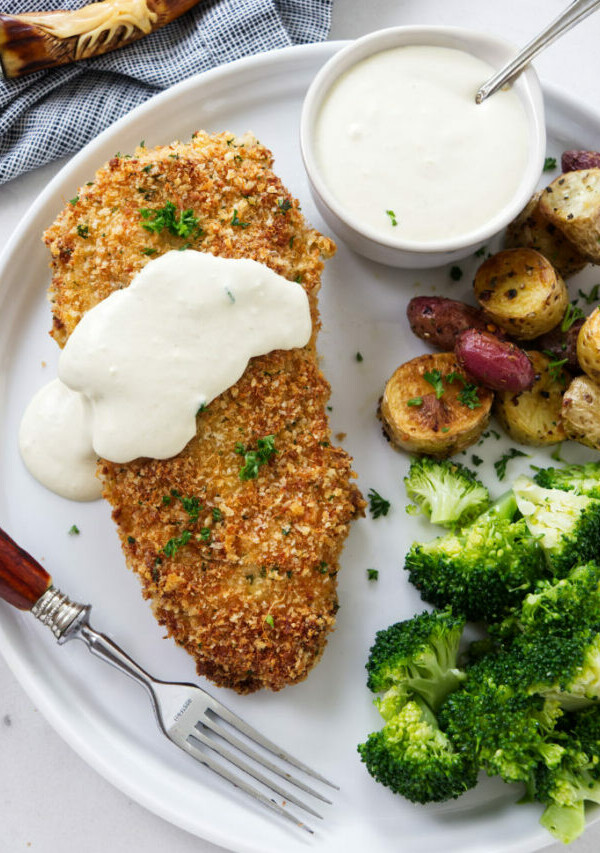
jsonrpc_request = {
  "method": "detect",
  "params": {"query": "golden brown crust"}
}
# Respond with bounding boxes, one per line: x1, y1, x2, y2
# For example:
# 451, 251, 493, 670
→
44, 131, 364, 693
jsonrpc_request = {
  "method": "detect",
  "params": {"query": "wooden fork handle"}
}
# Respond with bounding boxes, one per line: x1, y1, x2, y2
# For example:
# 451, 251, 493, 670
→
0, 0, 204, 79
0, 527, 52, 610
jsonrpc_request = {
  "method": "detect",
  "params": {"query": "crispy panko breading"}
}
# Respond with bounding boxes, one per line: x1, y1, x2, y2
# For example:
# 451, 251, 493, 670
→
43, 130, 365, 693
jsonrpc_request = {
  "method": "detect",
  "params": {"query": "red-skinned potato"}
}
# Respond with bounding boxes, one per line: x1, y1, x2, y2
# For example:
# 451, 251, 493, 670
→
455, 329, 535, 392
407, 296, 504, 351
562, 150, 600, 173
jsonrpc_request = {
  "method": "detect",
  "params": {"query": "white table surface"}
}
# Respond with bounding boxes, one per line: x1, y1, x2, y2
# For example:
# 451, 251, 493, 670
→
1, 1, 600, 851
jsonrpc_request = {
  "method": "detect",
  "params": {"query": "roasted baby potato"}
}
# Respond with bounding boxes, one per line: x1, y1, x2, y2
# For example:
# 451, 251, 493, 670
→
455, 329, 534, 392
406, 296, 503, 351
504, 191, 587, 279
531, 317, 584, 374
562, 374, 600, 450
562, 150, 600, 173
539, 169, 600, 263
494, 350, 568, 446
378, 353, 493, 458
577, 306, 600, 382
474, 248, 569, 340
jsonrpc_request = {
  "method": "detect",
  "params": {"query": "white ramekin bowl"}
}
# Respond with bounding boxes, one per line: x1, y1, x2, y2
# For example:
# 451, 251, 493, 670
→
300, 27, 546, 269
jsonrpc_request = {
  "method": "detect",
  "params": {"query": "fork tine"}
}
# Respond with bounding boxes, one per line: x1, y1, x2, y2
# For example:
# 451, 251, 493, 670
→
199, 714, 333, 804
188, 729, 324, 819
204, 697, 339, 789
179, 738, 315, 834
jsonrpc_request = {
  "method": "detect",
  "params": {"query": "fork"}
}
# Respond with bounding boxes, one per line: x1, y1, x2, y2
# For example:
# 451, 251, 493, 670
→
0, 526, 336, 834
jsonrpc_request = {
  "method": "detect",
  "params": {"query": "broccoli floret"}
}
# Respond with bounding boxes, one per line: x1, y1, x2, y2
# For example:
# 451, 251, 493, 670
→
404, 457, 489, 528
518, 563, 600, 636
513, 630, 600, 711
405, 492, 546, 622
439, 652, 564, 785
357, 698, 478, 802
534, 461, 600, 499
366, 609, 466, 712
534, 707, 600, 844
513, 476, 600, 576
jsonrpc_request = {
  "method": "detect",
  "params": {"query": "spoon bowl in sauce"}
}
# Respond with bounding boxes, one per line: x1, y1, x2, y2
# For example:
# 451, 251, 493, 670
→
300, 27, 546, 269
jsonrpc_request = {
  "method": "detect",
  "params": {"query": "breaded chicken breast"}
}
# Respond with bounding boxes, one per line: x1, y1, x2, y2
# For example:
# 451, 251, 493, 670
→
43, 131, 364, 693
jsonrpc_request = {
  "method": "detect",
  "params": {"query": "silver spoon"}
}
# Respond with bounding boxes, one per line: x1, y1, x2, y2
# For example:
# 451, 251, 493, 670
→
476, 0, 600, 104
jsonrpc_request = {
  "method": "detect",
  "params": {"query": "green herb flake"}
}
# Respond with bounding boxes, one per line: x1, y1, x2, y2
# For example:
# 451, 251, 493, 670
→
76, 224, 89, 238
180, 495, 201, 523
578, 284, 600, 305
198, 527, 211, 542
561, 302, 585, 332
457, 383, 481, 409
355, 352, 364, 362
368, 488, 391, 519
161, 529, 192, 557
231, 208, 249, 228
277, 198, 293, 214
139, 201, 201, 239
68, 524, 80, 536
543, 156, 557, 172
494, 448, 529, 481
471, 454, 483, 467
367, 569, 379, 581
212, 507, 223, 523
551, 443, 565, 462
141, 247, 157, 255
424, 369, 444, 399
474, 246, 487, 258
441, 427, 450, 433
407, 397, 423, 407
237, 435, 277, 480
162, 495, 172, 505
265, 614, 275, 628
547, 356, 569, 383
386, 209, 398, 227
127, 536, 136, 544
142, 164, 152, 174
450, 265, 463, 281
69, 196, 79, 206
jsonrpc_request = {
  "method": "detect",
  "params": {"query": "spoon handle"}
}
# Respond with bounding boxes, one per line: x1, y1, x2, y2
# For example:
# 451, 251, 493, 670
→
476, 0, 600, 104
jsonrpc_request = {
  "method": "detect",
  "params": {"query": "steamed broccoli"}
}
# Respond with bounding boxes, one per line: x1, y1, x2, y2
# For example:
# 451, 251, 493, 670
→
534, 461, 600, 499
405, 492, 546, 622
359, 610, 476, 802
439, 652, 564, 785
535, 707, 600, 844
358, 697, 478, 802
404, 457, 489, 528
518, 562, 600, 636
366, 608, 466, 712
513, 476, 600, 577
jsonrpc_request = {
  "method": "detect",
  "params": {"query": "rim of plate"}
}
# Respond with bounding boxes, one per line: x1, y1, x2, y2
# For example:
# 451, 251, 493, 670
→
0, 39, 597, 853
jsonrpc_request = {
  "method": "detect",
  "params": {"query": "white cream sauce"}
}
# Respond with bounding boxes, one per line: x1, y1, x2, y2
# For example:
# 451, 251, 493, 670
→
19, 378, 102, 501
314, 45, 530, 244
20, 251, 312, 500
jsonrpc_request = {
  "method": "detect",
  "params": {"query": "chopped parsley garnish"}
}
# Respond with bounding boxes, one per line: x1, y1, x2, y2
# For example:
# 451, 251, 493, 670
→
457, 383, 481, 409
127, 536, 136, 544
386, 209, 398, 226
355, 352, 364, 362
162, 530, 191, 557
141, 247, 157, 255
318, 561, 329, 574
424, 369, 444, 399
225, 288, 236, 303
197, 403, 207, 414
265, 614, 275, 628
561, 302, 585, 332
68, 524, 80, 535
367, 569, 379, 581
543, 156, 557, 172
407, 397, 423, 407
198, 527, 211, 542
69, 196, 79, 206
212, 507, 223, 523
142, 164, 153, 174
551, 443, 565, 462
368, 488, 391, 519
139, 202, 200, 238
449, 265, 463, 281
180, 495, 201, 523
494, 448, 529, 481
231, 208, 249, 228
277, 198, 293, 214
162, 495, 172, 505
578, 284, 600, 304
236, 435, 277, 480
76, 224, 89, 238
547, 356, 568, 382
474, 246, 487, 258
471, 454, 483, 467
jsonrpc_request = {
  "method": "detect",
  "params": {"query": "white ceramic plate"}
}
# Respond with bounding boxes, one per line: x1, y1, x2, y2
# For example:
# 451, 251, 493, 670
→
1, 41, 599, 853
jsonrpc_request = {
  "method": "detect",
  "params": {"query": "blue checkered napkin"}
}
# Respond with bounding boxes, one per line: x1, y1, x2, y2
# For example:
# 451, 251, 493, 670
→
0, 0, 332, 184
